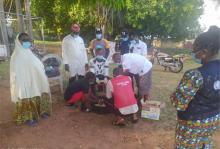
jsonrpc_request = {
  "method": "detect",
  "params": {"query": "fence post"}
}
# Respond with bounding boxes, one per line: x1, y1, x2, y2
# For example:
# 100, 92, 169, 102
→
0, 0, 10, 57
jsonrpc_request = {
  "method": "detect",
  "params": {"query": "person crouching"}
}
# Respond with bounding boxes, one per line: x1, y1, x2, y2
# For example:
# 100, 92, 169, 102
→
64, 72, 98, 112
105, 67, 139, 126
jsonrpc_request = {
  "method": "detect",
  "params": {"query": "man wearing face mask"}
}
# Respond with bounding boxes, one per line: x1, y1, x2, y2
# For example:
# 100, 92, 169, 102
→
89, 45, 109, 83
119, 30, 131, 55
89, 28, 110, 58
112, 52, 152, 103
62, 23, 88, 84
130, 32, 147, 57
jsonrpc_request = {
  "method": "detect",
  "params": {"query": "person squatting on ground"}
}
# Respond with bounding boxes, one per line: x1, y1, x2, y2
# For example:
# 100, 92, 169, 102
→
10, 33, 52, 126
62, 23, 88, 84
112, 53, 152, 103
64, 72, 98, 112
171, 26, 220, 149
89, 28, 110, 59
105, 67, 139, 126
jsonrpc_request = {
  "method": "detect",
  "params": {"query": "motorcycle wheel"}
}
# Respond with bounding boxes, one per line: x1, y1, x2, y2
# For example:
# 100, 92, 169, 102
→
169, 60, 183, 73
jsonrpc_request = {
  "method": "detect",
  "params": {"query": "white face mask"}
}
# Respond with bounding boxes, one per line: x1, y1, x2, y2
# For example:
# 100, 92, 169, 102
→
116, 63, 122, 67
96, 34, 102, 39
71, 33, 79, 38
122, 37, 128, 41
96, 55, 104, 59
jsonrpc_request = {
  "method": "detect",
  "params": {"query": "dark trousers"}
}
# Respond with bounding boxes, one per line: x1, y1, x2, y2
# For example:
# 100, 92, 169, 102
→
104, 98, 121, 116
127, 73, 142, 110
69, 75, 84, 85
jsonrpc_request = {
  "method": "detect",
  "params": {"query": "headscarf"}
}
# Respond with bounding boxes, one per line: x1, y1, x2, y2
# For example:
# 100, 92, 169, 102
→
10, 34, 51, 102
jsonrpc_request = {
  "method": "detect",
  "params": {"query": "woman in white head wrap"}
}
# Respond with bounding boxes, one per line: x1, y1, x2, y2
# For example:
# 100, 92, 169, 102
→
10, 33, 52, 126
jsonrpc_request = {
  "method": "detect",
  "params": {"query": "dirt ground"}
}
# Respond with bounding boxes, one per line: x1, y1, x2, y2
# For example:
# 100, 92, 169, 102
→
0, 58, 220, 149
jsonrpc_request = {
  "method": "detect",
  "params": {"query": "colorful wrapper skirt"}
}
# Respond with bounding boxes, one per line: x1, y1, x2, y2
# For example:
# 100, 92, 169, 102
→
14, 93, 52, 124
175, 114, 220, 149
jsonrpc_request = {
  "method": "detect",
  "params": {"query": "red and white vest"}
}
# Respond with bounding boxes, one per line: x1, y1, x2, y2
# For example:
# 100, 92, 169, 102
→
111, 75, 137, 109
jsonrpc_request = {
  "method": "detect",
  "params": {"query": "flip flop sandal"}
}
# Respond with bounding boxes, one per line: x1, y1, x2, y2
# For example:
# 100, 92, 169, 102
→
112, 118, 126, 126
132, 118, 139, 124
41, 113, 49, 119
26, 119, 38, 127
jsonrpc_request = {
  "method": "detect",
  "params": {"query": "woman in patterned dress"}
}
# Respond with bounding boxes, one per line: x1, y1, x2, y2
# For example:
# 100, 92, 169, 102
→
10, 33, 52, 126
171, 26, 220, 149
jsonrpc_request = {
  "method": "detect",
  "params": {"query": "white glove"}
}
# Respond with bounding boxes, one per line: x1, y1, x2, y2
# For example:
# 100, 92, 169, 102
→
104, 77, 108, 84
96, 78, 100, 84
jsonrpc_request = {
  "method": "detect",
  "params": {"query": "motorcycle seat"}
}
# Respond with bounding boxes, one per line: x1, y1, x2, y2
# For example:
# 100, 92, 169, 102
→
164, 57, 173, 61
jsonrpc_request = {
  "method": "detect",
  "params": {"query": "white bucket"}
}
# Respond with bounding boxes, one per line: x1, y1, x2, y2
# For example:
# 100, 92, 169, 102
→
0, 44, 7, 57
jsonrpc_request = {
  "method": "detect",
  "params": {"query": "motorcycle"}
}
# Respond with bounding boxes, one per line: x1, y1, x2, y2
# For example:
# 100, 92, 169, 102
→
150, 48, 183, 73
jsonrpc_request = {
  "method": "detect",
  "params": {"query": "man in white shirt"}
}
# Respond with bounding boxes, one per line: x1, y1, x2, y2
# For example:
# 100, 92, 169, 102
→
112, 53, 152, 101
130, 33, 147, 57
62, 23, 88, 84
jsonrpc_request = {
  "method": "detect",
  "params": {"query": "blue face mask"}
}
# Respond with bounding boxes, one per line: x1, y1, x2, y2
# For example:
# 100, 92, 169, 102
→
96, 34, 102, 40
191, 52, 201, 64
22, 42, 31, 49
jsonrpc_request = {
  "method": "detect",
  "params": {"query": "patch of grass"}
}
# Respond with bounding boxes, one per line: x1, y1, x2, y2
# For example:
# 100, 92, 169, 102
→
160, 48, 191, 56
149, 59, 200, 129
35, 40, 61, 46
0, 61, 9, 80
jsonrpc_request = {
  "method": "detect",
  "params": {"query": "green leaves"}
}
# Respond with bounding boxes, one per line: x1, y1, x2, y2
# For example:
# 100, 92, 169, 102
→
30, 0, 203, 41
124, 0, 203, 40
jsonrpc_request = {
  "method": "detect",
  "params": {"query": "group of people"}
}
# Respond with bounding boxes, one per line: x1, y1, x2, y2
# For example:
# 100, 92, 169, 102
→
62, 24, 152, 125
9, 22, 220, 148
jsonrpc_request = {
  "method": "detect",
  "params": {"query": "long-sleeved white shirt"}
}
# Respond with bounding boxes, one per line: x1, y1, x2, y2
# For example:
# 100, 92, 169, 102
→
62, 35, 88, 77
130, 40, 147, 56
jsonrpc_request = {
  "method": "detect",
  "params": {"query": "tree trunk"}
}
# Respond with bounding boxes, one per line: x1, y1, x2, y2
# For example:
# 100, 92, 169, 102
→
24, 0, 33, 40
0, 0, 10, 57
15, 0, 24, 32
111, 10, 113, 34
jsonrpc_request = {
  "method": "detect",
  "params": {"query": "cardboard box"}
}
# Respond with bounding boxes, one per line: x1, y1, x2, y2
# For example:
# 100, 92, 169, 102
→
141, 100, 161, 120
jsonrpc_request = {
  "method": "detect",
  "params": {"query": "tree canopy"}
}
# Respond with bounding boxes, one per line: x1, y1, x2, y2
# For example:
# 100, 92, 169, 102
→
4, 0, 204, 41
124, 0, 203, 40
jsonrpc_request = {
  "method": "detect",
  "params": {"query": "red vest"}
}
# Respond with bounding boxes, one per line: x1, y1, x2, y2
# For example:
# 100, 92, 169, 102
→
111, 75, 137, 109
